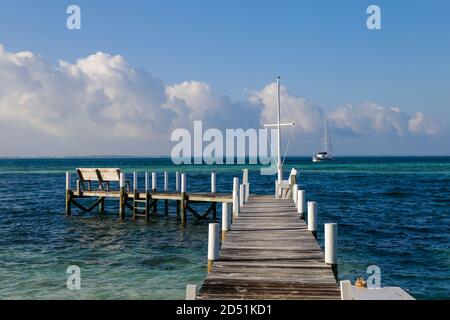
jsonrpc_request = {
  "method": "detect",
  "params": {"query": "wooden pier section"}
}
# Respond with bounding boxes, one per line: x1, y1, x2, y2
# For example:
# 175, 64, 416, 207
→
198, 195, 340, 300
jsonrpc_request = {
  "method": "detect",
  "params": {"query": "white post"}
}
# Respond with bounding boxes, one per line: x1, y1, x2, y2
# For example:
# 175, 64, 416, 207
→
66, 172, 71, 190
293, 184, 298, 207
145, 172, 149, 192
133, 171, 138, 192
175, 171, 180, 191
211, 172, 216, 193
340, 280, 352, 300
152, 172, 157, 190
181, 173, 187, 193
119, 173, 125, 188
308, 201, 317, 237
239, 184, 245, 207
246, 183, 250, 202
242, 168, 249, 185
221, 202, 231, 241
186, 284, 197, 300
325, 223, 338, 265
164, 172, 168, 191
233, 177, 239, 218
297, 190, 305, 218
207, 223, 220, 272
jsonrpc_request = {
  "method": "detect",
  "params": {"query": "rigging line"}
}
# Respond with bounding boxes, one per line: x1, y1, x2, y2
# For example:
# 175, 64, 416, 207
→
281, 102, 294, 124
281, 125, 294, 166
264, 127, 279, 167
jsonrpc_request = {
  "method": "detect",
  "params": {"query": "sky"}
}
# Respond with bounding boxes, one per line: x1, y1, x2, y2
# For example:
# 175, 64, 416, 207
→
0, 0, 449, 156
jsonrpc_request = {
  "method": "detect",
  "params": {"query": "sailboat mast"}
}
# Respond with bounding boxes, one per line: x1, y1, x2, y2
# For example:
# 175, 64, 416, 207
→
277, 77, 282, 183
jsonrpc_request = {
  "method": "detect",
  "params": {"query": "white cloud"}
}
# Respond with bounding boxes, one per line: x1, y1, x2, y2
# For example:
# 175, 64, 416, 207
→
249, 83, 323, 133
408, 112, 438, 135
0, 44, 440, 156
328, 102, 438, 137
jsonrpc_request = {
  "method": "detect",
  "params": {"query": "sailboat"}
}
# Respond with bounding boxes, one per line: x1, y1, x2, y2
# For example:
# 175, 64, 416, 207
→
312, 117, 333, 162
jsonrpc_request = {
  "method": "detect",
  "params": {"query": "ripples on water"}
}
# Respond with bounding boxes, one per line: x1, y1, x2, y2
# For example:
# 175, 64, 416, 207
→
0, 157, 448, 299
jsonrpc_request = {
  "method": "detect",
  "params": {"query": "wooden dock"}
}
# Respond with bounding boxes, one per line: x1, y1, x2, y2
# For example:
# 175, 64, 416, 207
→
197, 195, 341, 300
65, 169, 232, 224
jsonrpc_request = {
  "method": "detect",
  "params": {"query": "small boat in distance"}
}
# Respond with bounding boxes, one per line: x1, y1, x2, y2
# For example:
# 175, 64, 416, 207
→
313, 116, 333, 162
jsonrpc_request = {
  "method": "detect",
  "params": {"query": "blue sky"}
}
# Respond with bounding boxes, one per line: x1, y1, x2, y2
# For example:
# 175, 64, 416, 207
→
0, 0, 449, 156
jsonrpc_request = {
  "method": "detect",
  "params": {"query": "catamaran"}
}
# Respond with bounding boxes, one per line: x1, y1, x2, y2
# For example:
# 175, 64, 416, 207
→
313, 117, 333, 162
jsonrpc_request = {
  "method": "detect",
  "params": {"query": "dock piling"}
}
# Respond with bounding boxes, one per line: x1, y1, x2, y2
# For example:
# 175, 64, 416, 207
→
307, 201, 317, 238
232, 177, 239, 220
325, 223, 338, 278
65, 172, 72, 216
239, 184, 245, 207
133, 172, 137, 192
242, 169, 249, 201
175, 171, 180, 216
293, 184, 298, 207
186, 284, 197, 300
211, 172, 216, 193
119, 173, 126, 220
221, 202, 231, 242
164, 172, 169, 215
181, 173, 187, 225
152, 172, 157, 213
297, 190, 305, 219
340, 280, 352, 300
207, 223, 220, 272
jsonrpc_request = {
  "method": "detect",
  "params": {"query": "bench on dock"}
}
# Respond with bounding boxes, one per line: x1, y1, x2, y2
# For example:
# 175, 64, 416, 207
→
276, 168, 298, 199
76, 168, 130, 191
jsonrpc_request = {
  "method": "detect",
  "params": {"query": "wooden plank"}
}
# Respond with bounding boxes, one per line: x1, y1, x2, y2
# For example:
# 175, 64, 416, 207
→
198, 195, 340, 300
72, 190, 233, 203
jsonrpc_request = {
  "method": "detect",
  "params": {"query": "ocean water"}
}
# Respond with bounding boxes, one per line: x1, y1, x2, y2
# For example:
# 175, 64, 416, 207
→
0, 157, 448, 300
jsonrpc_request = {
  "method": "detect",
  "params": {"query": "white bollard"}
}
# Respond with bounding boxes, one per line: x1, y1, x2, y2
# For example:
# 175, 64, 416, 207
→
242, 168, 249, 185
307, 202, 317, 236
133, 172, 138, 192
175, 171, 180, 191
211, 172, 216, 193
325, 223, 338, 265
233, 177, 239, 195
297, 190, 305, 218
233, 177, 239, 218
233, 191, 239, 218
164, 172, 168, 191
181, 173, 187, 193
66, 172, 71, 190
245, 183, 250, 202
340, 280, 352, 300
119, 173, 125, 189
186, 284, 197, 300
152, 172, 157, 190
293, 184, 298, 207
239, 184, 245, 207
145, 172, 149, 191
207, 223, 220, 272
221, 202, 231, 241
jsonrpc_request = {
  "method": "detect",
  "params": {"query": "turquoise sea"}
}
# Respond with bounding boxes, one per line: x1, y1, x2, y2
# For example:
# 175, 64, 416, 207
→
0, 157, 448, 299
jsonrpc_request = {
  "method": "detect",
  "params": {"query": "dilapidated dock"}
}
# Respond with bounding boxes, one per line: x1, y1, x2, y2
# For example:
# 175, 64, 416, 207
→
197, 195, 340, 300
65, 168, 232, 225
